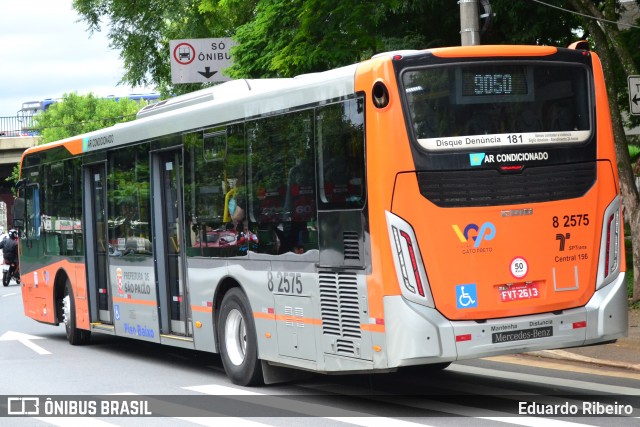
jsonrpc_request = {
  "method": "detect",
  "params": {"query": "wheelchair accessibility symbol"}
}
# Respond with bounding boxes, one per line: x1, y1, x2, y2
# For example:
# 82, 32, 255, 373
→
456, 284, 478, 309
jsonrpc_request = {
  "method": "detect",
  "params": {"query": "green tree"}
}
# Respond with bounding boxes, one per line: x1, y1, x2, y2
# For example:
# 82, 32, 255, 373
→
72, 0, 461, 84
72, 0, 254, 96
7, 93, 144, 188
32, 92, 143, 143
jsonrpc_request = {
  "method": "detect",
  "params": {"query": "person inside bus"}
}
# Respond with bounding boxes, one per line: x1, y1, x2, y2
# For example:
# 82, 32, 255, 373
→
237, 222, 259, 254
223, 182, 246, 229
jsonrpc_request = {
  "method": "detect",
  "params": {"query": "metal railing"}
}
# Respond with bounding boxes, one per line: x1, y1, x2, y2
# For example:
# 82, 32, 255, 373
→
0, 115, 36, 137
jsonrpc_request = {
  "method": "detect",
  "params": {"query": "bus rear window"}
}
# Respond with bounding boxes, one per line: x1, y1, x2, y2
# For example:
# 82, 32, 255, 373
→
402, 63, 591, 150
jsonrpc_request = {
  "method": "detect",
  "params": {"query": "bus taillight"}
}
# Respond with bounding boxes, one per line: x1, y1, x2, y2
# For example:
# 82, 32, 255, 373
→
604, 209, 620, 282
604, 214, 615, 277
398, 230, 425, 297
597, 196, 621, 289
386, 211, 434, 307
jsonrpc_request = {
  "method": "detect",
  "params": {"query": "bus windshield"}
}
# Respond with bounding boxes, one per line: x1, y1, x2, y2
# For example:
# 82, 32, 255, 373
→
401, 62, 591, 151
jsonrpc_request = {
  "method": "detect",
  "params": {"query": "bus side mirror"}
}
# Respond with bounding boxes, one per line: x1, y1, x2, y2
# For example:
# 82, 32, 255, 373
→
13, 198, 25, 228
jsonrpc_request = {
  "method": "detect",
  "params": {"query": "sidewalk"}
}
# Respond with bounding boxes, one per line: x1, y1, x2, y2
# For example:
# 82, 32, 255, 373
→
528, 308, 640, 371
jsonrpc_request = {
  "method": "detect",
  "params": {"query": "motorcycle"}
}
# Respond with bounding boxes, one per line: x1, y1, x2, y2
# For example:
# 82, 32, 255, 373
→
2, 261, 19, 287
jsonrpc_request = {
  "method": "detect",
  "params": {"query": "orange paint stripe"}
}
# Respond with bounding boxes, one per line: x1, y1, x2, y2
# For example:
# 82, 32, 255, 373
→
191, 305, 213, 313
361, 323, 385, 333
112, 296, 157, 306
255, 312, 383, 331
274, 314, 322, 325
254, 311, 275, 320
253, 311, 322, 325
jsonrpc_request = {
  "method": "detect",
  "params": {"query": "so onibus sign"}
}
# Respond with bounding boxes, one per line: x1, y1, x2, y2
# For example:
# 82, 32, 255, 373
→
169, 38, 237, 84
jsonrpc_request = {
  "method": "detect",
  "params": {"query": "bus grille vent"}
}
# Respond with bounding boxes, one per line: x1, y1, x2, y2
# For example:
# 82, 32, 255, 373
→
319, 270, 362, 355
336, 339, 356, 354
284, 306, 305, 328
417, 162, 596, 207
343, 231, 361, 262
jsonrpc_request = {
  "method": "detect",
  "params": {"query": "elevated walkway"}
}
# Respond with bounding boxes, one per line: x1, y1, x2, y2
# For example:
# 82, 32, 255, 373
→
0, 136, 37, 164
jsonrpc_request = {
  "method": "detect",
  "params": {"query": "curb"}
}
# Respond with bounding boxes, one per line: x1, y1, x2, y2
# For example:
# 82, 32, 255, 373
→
526, 349, 640, 372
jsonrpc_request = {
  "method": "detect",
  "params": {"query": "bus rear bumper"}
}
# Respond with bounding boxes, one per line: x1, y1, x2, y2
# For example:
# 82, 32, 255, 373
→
384, 272, 628, 367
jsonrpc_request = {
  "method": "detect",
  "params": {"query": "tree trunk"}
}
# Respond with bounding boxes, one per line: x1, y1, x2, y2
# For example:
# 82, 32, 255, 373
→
569, 0, 639, 302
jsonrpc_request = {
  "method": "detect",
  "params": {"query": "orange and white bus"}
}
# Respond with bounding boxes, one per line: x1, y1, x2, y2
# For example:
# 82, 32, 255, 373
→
13, 42, 627, 386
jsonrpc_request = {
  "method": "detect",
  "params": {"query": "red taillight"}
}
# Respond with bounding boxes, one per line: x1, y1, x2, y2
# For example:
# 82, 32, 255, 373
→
399, 230, 425, 297
456, 334, 472, 342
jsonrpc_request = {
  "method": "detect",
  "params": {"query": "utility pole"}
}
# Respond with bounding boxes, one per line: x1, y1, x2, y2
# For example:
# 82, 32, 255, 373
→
459, 0, 481, 46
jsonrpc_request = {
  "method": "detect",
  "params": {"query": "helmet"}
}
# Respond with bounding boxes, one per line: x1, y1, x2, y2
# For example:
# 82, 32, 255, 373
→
8, 229, 17, 239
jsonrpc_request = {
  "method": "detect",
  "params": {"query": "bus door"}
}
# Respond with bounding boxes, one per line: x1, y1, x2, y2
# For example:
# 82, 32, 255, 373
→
84, 163, 112, 324
152, 150, 191, 336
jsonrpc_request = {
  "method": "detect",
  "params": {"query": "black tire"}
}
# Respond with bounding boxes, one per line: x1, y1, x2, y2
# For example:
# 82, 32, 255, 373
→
2, 270, 8, 287
218, 288, 263, 386
63, 281, 91, 345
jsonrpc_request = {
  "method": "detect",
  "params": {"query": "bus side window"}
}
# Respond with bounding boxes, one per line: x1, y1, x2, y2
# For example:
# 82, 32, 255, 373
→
24, 184, 40, 241
316, 97, 366, 210
248, 110, 317, 255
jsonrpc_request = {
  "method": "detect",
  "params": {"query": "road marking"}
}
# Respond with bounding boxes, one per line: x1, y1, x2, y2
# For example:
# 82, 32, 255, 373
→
185, 384, 433, 425
175, 417, 274, 426
480, 417, 599, 426
2, 292, 17, 297
450, 364, 640, 395
486, 354, 640, 380
32, 418, 117, 427
0, 331, 51, 355
184, 384, 262, 395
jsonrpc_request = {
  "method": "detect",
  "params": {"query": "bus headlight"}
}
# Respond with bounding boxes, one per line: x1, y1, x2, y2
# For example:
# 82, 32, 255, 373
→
386, 211, 434, 307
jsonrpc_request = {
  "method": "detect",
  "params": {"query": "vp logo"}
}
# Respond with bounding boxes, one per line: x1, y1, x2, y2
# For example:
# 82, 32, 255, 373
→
452, 222, 496, 248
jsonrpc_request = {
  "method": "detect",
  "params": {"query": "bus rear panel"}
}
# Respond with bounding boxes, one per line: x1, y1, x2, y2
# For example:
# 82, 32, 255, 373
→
366, 45, 626, 365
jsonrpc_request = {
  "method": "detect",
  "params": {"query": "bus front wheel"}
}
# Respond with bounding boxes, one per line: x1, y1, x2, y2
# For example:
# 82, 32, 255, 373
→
218, 288, 263, 386
63, 281, 91, 345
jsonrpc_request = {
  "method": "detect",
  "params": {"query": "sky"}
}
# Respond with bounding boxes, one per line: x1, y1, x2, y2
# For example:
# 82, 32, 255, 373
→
0, 1, 149, 117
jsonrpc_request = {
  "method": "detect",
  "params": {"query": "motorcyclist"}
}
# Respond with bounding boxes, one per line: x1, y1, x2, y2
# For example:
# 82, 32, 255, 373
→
0, 229, 20, 286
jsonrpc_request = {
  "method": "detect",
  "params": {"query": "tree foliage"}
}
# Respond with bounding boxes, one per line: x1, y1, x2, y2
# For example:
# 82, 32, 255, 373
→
6, 93, 144, 188
72, 0, 462, 85
32, 92, 142, 144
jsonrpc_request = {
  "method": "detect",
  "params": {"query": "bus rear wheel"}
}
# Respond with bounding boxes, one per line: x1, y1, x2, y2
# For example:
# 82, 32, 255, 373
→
218, 288, 263, 386
63, 281, 91, 345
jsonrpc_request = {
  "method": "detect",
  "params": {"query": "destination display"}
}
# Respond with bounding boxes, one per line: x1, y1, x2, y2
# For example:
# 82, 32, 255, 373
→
456, 65, 534, 104
461, 67, 529, 97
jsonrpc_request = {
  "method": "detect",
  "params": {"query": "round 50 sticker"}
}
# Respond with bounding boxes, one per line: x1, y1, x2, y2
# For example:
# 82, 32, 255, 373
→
510, 256, 528, 279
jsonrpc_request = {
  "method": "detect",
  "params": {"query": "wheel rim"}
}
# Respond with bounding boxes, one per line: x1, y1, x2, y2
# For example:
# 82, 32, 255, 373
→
62, 294, 71, 331
224, 308, 247, 366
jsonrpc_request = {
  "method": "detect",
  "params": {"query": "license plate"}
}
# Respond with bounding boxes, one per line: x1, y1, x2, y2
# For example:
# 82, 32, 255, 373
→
492, 326, 553, 343
499, 282, 540, 302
